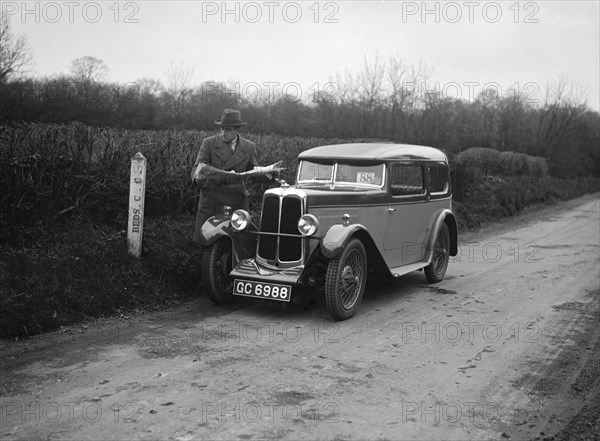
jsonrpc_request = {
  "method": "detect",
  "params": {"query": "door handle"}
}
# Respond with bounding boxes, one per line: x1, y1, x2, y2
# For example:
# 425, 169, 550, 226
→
388, 207, 396, 212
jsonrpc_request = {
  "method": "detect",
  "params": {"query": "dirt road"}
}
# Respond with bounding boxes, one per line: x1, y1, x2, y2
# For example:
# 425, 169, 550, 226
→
1, 195, 599, 440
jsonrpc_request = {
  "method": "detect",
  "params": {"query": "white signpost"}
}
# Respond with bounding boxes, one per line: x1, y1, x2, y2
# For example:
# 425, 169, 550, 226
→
127, 152, 147, 258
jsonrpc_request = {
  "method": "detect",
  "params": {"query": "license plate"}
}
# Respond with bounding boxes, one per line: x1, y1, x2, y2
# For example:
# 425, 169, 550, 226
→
233, 280, 292, 302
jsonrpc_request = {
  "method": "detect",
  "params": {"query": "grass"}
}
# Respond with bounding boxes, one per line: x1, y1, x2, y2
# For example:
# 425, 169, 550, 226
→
0, 214, 202, 338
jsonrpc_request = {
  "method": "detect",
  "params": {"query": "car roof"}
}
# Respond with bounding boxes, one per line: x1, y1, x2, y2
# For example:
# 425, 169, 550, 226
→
298, 143, 448, 162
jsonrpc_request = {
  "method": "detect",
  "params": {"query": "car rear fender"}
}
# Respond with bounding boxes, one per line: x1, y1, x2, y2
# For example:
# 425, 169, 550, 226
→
424, 209, 458, 262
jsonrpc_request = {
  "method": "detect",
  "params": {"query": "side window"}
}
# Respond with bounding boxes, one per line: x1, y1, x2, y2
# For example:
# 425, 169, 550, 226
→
429, 163, 449, 194
390, 164, 425, 196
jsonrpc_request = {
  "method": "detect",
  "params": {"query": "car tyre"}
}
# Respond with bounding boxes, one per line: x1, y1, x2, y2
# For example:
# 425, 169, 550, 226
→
425, 223, 450, 283
201, 238, 235, 304
325, 238, 367, 320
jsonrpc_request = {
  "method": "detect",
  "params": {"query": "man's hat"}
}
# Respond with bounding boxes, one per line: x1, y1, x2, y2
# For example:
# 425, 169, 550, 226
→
215, 109, 247, 127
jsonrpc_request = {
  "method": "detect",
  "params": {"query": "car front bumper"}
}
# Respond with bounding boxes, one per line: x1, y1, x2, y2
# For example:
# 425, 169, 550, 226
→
229, 259, 304, 285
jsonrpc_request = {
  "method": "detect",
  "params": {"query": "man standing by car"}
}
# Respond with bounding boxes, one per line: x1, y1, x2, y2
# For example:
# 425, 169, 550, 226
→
191, 108, 270, 243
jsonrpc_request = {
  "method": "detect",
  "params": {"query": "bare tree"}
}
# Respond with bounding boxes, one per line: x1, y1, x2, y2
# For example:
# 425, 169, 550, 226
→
387, 56, 432, 140
535, 76, 587, 155
164, 61, 195, 119
136, 77, 164, 97
0, 12, 33, 82
69, 56, 109, 83
329, 69, 361, 136
358, 52, 385, 135
165, 62, 194, 98
328, 69, 357, 106
387, 55, 408, 136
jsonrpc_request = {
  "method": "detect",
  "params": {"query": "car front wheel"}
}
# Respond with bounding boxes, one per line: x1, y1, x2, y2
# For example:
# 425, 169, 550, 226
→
425, 223, 450, 283
325, 238, 367, 320
201, 238, 234, 304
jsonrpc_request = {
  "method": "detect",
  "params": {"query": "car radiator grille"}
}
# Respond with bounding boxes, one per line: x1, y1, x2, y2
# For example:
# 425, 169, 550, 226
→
258, 194, 303, 263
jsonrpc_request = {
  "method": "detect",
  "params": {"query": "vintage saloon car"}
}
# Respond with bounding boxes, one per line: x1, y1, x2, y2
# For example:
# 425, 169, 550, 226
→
199, 143, 458, 320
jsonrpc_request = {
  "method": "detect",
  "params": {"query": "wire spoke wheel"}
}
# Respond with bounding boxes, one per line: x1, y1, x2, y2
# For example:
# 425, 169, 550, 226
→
201, 238, 235, 304
325, 238, 367, 320
425, 223, 450, 283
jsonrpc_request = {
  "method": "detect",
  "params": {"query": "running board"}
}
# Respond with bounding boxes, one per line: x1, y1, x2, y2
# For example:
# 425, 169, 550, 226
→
389, 262, 429, 277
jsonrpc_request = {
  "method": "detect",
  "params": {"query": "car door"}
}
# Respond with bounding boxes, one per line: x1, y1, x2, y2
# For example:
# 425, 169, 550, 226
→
383, 162, 429, 267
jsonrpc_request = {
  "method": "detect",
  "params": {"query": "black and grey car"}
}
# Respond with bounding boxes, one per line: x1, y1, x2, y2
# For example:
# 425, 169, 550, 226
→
199, 143, 458, 320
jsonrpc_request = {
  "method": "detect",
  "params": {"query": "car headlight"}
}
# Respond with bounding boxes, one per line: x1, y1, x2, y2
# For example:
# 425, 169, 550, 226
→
297, 214, 319, 237
230, 209, 251, 231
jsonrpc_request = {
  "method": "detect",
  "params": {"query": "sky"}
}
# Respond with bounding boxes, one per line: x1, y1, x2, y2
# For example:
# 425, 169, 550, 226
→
4, 0, 600, 110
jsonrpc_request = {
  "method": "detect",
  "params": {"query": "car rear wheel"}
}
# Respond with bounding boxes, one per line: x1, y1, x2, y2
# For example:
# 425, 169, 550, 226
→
425, 223, 450, 283
325, 238, 367, 320
201, 238, 234, 304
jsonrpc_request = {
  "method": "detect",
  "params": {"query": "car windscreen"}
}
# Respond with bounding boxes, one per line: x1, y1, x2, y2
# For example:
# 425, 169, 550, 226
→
298, 160, 384, 188
297, 161, 334, 182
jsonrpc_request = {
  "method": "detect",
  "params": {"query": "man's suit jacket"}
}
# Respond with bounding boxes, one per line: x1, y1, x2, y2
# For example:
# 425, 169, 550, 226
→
191, 134, 259, 242
191, 134, 259, 183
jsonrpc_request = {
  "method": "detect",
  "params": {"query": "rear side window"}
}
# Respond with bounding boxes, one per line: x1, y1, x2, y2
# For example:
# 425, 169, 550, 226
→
429, 163, 449, 194
390, 164, 425, 196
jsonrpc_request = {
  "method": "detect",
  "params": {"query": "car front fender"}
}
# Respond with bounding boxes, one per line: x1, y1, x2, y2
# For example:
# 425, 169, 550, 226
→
320, 223, 369, 259
199, 215, 258, 265
199, 214, 232, 247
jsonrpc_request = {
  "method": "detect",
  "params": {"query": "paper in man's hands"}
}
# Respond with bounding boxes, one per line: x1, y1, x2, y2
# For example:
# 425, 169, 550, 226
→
193, 163, 233, 181
237, 161, 285, 177
194, 161, 284, 181
193, 163, 204, 181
